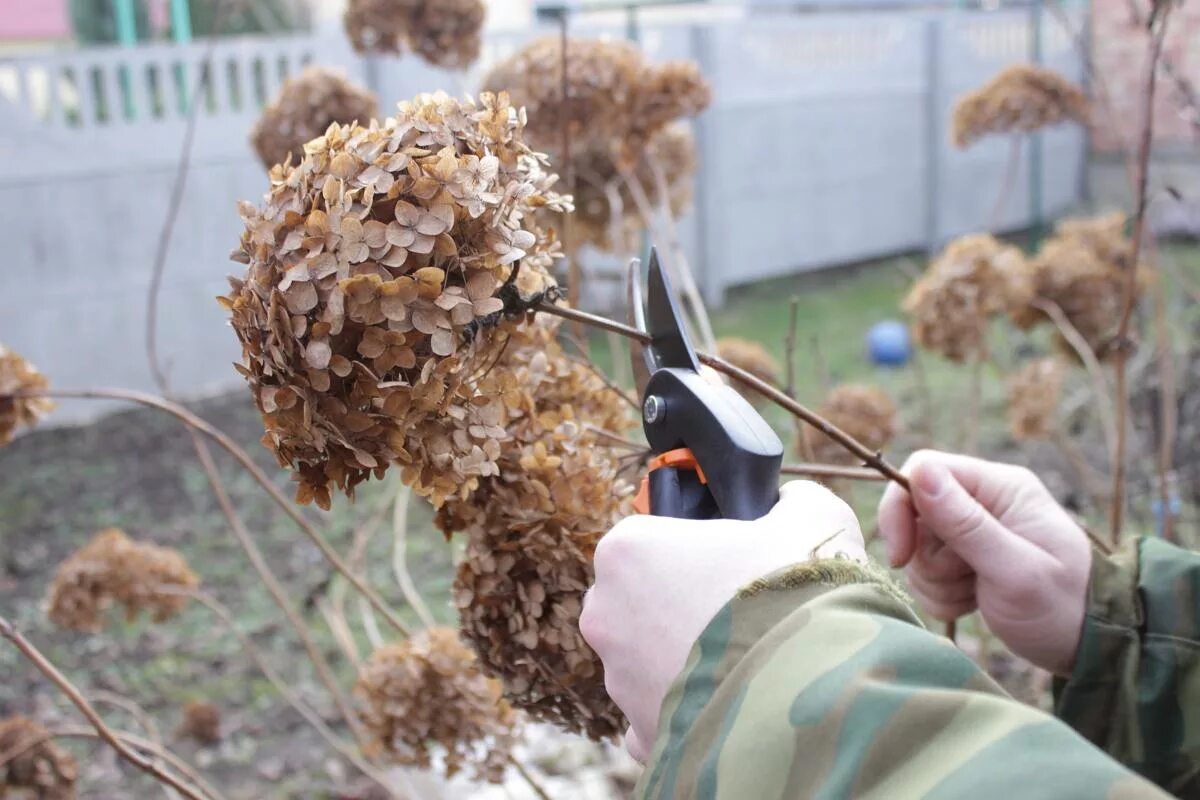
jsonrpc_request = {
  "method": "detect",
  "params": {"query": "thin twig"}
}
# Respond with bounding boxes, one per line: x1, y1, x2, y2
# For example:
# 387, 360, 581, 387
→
0, 615, 209, 800
510, 756, 554, 800
583, 423, 649, 451
535, 302, 911, 489
619, 164, 716, 351
644, 150, 718, 352
181, 590, 396, 795
781, 463, 887, 482
1032, 299, 1118, 462
1, 725, 226, 800
1111, 10, 1172, 541
783, 298, 800, 400
391, 481, 437, 629
10, 388, 410, 637
145, 1, 230, 390
989, 136, 1023, 230
186, 429, 367, 746
561, 334, 640, 410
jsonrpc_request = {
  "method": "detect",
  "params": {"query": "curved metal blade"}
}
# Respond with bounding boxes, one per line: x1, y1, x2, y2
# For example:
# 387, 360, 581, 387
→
626, 256, 654, 396
646, 248, 701, 373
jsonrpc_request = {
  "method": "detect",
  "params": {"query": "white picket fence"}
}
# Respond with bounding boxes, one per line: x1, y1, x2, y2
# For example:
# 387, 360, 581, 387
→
0, 9, 1085, 422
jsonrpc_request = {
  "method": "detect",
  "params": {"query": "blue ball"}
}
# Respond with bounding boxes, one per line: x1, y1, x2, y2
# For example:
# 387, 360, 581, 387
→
867, 320, 911, 367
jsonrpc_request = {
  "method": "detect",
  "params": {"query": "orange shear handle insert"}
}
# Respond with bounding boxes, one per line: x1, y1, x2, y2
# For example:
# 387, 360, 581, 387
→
632, 447, 708, 515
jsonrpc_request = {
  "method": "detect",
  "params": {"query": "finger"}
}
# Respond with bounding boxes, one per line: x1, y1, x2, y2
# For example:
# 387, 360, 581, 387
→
904, 450, 1029, 516
913, 523, 974, 581
878, 478, 917, 567
909, 460, 1050, 581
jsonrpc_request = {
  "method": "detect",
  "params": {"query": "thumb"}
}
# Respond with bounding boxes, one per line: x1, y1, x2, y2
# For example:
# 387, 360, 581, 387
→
910, 460, 1044, 579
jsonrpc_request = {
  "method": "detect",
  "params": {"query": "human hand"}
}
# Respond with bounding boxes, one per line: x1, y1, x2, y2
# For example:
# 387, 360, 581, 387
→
580, 481, 865, 762
877, 450, 1092, 676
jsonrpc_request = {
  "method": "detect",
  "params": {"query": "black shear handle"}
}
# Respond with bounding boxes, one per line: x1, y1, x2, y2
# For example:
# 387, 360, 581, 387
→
648, 467, 720, 520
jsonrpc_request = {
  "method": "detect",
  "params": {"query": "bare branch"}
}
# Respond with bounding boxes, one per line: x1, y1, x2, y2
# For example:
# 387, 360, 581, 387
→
0, 615, 210, 800
1111, 10, 1172, 541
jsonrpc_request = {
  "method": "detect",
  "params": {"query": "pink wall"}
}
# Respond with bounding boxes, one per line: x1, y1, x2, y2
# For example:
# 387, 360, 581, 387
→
0, 0, 70, 40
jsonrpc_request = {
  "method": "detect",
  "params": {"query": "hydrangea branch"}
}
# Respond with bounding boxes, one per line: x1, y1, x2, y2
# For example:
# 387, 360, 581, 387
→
0, 614, 210, 800
1111, 8, 1172, 541
1030, 298, 1118, 463
781, 463, 888, 482
5, 387, 411, 638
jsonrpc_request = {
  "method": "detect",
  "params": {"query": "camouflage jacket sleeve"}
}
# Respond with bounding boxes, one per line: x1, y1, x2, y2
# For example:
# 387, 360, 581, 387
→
635, 559, 1168, 800
1055, 537, 1200, 796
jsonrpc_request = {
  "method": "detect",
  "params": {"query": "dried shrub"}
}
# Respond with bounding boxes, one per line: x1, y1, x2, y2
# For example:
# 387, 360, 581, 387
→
903, 234, 1032, 362
801, 385, 898, 465
355, 627, 518, 782
222, 92, 570, 510
952, 64, 1088, 149
250, 67, 378, 170
177, 702, 221, 745
716, 337, 780, 404
442, 316, 634, 740
344, 0, 485, 69
45, 529, 198, 633
0, 717, 78, 800
482, 37, 711, 168
0, 344, 54, 447
572, 124, 698, 253
1006, 357, 1065, 440
1015, 212, 1139, 359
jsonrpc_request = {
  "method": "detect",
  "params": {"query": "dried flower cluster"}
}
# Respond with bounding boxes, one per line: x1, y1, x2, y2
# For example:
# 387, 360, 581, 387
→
0, 344, 53, 447
45, 529, 198, 633
571, 124, 698, 252
356, 627, 518, 782
482, 37, 711, 168
442, 316, 633, 739
178, 702, 221, 745
1006, 357, 1064, 440
344, 0, 485, 70
903, 234, 1032, 362
0, 717, 78, 800
716, 337, 780, 404
250, 67, 379, 170
223, 92, 571, 510
952, 64, 1089, 149
1016, 213, 1138, 359
801, 385, 898, 465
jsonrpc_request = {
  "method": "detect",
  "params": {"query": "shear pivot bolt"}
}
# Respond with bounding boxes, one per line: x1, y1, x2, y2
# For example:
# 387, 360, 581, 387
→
643, 395, 664, 425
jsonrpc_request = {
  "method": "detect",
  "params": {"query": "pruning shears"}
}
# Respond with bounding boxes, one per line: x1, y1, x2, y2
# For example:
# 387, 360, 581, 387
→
629, 249, 784, 521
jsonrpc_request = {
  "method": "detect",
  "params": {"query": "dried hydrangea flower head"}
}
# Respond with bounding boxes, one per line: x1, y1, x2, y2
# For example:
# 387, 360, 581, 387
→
356, 627, 519, 782
0, 716, 78, 800
0, 344, 54, 447
223, 92, 570, 510
572, 123, 698, 253
1006, 357, 1064, 440
443, 316, 634, 739
483, 37, 711, 168
344, 0, 485, 70
1016, 212, 1138, 359
250, 67, 378, 170
952, 64, 1089, 149
903, 234, 1032, 362
801, 385, 898, 466
177, 702, 222, 745
716, 337, 780, 404
45, 528, 199, 633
